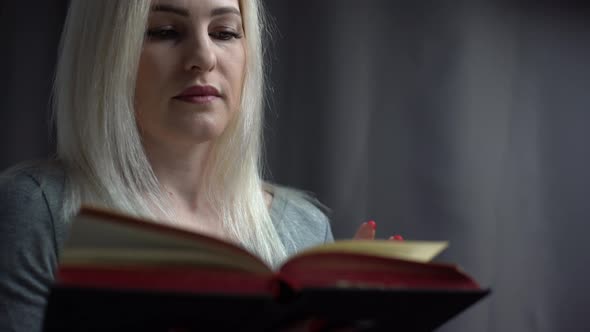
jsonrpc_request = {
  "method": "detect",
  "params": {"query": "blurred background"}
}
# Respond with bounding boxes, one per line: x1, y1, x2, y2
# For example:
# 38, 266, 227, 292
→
2, 1, 590, 331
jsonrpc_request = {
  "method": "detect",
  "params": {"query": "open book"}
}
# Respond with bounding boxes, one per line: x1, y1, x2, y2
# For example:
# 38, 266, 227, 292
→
45, 207, 488, 331
57, 207, 479, 294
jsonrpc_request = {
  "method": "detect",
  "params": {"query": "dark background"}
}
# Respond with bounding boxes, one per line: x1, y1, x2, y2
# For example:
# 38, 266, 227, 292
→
2, 1, 590, 331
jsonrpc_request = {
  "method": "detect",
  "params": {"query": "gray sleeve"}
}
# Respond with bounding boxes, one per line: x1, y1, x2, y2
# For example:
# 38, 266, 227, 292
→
323, 217, 334, 243
0, 172, 59, 332
274, 189, 334, 256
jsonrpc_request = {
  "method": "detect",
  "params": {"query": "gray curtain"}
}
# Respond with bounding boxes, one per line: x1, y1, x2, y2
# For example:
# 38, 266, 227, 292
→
0, 2, 67, 168
264, 1, 590, 331
2, 1, 590, 331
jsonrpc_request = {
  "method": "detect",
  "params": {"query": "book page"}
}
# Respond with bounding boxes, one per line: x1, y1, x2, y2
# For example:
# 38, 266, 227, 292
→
294, 240, 448, 263
63, 207, 272, 275
61, 248, 268, 274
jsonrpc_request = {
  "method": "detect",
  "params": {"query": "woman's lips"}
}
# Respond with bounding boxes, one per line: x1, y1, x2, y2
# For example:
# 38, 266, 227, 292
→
174, 85, 221, 104
174, 95, 219, 103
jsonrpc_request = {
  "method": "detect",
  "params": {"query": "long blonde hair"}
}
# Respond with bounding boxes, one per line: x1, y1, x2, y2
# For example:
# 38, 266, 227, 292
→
53, 0, 287, 266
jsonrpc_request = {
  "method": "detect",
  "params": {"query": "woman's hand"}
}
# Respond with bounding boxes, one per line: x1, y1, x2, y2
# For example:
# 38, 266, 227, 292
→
353, 220, 403, 241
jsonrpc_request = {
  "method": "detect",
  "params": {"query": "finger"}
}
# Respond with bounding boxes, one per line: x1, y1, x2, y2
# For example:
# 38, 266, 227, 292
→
388, 234, 404, 241
353, 220, 376, 240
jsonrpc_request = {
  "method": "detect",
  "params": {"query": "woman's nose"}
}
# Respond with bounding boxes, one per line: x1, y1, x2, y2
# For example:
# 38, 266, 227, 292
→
184, 32, 216, 73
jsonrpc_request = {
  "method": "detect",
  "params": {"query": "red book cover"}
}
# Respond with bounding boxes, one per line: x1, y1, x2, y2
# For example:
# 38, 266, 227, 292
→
45, 207, 489, 332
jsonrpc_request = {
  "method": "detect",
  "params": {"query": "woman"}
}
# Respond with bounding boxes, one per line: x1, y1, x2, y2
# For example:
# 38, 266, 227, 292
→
0, 0, 377, 331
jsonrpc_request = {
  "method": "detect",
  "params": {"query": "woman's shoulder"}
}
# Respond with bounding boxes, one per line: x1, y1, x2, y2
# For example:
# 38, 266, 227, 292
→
0, 160, 68, 242
267, 184, 334, 254
1, 159, 65, 186
0, 160, 66, 204
0, 160, 68, 331
269, 185, 329, 223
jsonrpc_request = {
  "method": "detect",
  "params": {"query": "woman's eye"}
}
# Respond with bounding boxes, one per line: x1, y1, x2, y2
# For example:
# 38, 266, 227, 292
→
147, 27, 180, 40
210, 31, 242, 41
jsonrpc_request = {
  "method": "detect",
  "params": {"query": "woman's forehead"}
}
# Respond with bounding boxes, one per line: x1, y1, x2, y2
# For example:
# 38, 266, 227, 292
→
150, 0, 241, 12
148, 0, 243, 22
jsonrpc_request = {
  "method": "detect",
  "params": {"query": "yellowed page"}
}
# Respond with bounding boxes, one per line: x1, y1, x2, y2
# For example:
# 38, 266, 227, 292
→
61, 248, 270, 274
295, 240, 448, 263
64, 207, 272, 274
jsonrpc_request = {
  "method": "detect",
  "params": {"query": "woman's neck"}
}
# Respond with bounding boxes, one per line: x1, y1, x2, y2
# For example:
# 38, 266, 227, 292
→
141, 137, 273, 239
143, 138, 221, 232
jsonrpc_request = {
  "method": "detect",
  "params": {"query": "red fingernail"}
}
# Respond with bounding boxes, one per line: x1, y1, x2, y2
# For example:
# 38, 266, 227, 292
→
393, 234, 404, 241
367, 220, 376, 230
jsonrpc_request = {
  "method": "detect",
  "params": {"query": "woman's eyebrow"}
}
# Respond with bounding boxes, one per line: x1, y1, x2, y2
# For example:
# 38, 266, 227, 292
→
211, 7, 241, 18
151, 4, 189, 17
150, 5, 241, 18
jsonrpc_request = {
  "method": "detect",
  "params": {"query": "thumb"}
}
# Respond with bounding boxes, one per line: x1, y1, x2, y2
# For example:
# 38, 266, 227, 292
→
353, 220, 376, 240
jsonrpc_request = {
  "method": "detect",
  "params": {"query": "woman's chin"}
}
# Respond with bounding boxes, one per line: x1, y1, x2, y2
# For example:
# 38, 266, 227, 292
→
172, 111, 230, 141
182, 123, 229, 144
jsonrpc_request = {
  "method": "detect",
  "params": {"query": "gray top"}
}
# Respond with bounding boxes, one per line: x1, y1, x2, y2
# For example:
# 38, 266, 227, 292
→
0, 162, 333, 332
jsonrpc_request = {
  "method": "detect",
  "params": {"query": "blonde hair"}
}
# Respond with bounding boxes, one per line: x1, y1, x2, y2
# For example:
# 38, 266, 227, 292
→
53, 0, 287, 267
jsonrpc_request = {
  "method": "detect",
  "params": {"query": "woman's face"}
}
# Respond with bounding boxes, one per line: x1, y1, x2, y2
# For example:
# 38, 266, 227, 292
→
135, 0, 246, 148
